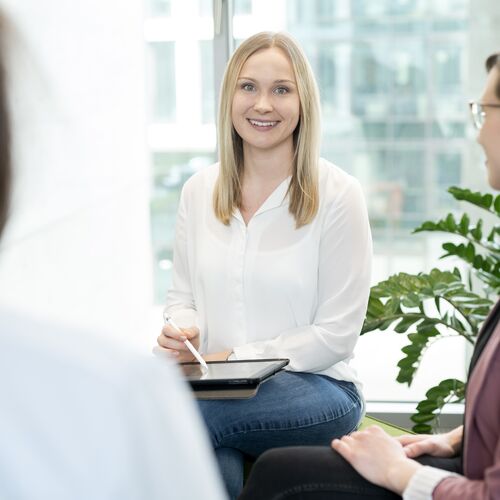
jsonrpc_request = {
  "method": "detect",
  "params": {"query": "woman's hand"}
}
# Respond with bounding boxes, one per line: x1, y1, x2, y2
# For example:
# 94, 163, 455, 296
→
331, 425, 421, 495
157, 324, 200, 363
396, 425, 463, 459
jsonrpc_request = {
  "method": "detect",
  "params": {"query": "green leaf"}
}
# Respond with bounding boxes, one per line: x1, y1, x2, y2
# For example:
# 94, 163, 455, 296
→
410, 379, 466, 433
379, 318, 395, 330
465, 243, 475, 262
470, 220, 483, 240
494, 194, 500, 216
412, 423, 433, 434
401, 344, 422, 356
394, 315, 421, 333
482, 193, 494, 209
415, 400, 438, 413
458, 213, 469, 236
367, 296, 385, 317
445, 213, 457, 231
410, 413, 435, 424
448, 186, 495, 212
434, 297, 441, 314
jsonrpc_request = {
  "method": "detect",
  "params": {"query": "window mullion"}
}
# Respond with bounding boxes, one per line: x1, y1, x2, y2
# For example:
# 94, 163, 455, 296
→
213, 0, 234, 155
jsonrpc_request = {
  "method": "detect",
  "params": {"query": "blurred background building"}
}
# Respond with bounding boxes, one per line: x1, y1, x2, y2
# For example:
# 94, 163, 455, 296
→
145, 0, 499, 405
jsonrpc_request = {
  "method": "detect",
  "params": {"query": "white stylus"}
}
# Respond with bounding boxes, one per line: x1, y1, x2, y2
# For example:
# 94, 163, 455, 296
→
163, 313, 208, 370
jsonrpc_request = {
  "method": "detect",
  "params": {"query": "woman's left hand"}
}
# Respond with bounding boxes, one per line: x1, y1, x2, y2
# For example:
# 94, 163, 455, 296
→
331, 425, 422, 494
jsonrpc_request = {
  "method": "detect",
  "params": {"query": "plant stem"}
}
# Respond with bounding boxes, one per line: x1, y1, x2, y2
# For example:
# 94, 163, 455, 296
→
366, 313, 476, 344
438, 295, 477, 334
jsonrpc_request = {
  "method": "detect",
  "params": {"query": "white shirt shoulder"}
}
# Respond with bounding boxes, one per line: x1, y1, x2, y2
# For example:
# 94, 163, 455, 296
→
0, 307, 226, 500
317, 157, 366, 207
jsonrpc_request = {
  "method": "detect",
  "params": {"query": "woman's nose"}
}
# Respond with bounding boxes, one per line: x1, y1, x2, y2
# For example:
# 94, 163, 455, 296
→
253, 93, 273, 113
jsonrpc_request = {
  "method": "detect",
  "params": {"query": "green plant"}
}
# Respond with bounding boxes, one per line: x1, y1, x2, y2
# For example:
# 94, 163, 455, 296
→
362, 187, 500, 433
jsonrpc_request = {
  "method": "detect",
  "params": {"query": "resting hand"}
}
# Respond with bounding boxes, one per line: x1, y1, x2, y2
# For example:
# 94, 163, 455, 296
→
396, 426, 463, 459
156, 324, 200, 363
331, 425, 421, 495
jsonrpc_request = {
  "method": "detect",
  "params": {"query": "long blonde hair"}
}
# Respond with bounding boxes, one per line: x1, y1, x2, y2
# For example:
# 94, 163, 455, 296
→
213, 31, 321, 228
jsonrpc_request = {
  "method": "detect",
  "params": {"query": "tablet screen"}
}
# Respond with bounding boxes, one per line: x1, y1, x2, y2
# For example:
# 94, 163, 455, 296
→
181, 359, 288, 385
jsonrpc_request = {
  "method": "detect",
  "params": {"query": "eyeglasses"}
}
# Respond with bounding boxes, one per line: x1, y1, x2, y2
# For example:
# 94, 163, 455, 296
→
469, 101, 500, 130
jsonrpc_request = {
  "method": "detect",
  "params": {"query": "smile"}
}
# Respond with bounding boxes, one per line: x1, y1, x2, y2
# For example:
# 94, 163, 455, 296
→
247, 119, 279, 129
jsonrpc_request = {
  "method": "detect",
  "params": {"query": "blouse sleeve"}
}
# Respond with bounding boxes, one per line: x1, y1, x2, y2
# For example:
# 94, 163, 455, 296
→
164, 184, 199, 330
232, 178, 373, 372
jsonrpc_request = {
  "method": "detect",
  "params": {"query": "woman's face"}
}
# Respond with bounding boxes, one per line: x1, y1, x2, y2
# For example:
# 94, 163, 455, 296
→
478, 66, 500, 189
231, 47, 300, 155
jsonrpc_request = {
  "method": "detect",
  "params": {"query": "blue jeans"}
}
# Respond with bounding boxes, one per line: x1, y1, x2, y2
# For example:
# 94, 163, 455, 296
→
197, 371, 362, 500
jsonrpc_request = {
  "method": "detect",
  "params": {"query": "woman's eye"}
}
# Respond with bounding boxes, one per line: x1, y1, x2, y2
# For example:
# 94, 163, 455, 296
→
241, 83, 255, 92
274, 87, 289, 95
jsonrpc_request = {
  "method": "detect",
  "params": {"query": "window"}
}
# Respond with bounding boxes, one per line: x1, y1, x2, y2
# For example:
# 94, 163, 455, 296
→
149, 0, 172, 16
149, 43, 176, 122
145, 3, 216, 303
145, 0, 496, 403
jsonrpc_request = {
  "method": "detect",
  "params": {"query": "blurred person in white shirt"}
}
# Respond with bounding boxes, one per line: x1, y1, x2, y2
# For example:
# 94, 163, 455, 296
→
0, 12, 226, 500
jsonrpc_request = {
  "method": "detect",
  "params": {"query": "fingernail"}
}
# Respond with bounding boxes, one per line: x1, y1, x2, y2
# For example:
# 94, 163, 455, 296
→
180, 336, 187, 341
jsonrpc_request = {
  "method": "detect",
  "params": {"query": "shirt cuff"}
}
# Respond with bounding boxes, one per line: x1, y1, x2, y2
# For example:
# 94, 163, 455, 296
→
232, 343, 266, 360
403, 466, 459, 500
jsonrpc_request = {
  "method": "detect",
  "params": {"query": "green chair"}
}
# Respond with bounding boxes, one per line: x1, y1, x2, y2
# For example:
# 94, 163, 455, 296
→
358, 415, 414, 436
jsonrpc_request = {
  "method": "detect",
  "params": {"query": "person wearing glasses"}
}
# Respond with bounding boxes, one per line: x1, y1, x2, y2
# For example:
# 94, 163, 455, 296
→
239, 53, 500, 500
157, 32, 372, 499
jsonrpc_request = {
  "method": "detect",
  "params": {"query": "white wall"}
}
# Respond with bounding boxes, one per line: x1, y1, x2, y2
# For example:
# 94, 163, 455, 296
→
0, 1, 154, 349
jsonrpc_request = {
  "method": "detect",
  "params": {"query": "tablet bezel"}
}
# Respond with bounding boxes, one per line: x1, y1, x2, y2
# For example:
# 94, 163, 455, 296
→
181, 358, 289, 388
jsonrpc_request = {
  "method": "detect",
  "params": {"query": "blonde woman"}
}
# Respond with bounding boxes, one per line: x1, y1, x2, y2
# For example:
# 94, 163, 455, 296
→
157, 32, 372, 499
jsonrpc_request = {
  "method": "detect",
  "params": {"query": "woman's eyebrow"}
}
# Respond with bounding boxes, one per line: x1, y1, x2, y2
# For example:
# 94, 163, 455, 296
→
237, 76, 296, 85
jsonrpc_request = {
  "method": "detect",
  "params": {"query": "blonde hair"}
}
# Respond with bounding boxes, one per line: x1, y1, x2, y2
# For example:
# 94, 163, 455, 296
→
213, 31, 321, 228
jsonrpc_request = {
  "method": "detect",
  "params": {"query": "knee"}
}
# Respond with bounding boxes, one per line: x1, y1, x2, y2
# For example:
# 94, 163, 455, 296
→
251, 448, 290, 476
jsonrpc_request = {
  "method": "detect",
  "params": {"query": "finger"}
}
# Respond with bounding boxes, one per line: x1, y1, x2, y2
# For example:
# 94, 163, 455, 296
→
396, 434, 428, 446
367, 425, 388, 437
157, 333, 185, 349
181, 327, 200, 341
331, 439, 354, 462
404, 441, 434, 458
161, 325, 185, 341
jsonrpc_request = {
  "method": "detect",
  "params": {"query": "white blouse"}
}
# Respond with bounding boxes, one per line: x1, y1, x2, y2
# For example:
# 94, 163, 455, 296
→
165, 158, 372, 392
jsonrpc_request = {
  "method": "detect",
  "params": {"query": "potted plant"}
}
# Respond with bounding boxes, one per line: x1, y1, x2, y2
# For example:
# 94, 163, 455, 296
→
362, 187, 500, 433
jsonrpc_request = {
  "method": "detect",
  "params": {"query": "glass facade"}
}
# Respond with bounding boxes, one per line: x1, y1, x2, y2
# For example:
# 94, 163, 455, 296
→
145, 4, 216, 302
146, 0, 473, 299
145, 0, 494, 401
150, 42, 177, 122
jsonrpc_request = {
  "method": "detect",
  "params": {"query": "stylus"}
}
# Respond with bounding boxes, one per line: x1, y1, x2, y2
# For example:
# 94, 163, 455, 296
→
163, 313, 208, 370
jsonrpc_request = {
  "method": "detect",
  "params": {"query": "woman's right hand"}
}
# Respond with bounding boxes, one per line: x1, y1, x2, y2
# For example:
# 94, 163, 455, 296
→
156, 324, 201, 363
396, 425, 463, 458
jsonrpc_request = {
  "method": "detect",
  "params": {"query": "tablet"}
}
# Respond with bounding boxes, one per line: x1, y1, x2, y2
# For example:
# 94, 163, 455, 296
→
180, 358, 289, 390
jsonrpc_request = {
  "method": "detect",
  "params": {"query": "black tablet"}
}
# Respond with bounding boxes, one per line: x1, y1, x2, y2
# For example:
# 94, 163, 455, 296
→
180, 358, 289, 390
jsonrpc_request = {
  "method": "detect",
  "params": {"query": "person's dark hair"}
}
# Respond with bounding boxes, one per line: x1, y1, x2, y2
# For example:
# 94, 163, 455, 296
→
0, 16, 11, 238
485, 52, 500, 99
